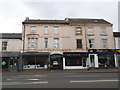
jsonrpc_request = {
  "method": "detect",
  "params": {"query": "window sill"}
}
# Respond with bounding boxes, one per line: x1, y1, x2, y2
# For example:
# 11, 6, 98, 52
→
100, 34, 108, 36
75, 34, 82, 35
87, 34, 94, 36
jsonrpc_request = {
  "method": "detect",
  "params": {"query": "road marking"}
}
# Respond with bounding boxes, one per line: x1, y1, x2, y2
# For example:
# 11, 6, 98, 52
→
33, 81, 48, 84
70, 80, 118, 83
27, 79, 40, 81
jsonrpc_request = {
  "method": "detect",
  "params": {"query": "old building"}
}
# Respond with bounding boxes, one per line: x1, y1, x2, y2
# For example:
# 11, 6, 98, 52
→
0, 33, 22, 71
113, 32, 120, 67
21, 17, 116, 70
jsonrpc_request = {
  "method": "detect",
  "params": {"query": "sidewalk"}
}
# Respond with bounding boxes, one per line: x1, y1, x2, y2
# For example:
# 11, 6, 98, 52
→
2, 68, 119, 76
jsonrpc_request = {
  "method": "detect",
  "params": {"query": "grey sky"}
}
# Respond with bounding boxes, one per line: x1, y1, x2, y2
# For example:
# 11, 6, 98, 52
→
0, 0, 119, 33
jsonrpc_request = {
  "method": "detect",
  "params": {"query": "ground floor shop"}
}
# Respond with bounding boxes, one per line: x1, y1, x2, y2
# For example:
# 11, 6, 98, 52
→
63, 52, 88, 69
1, 52, 20, 71
88, 49, 117, 68
21, 52, 50, 70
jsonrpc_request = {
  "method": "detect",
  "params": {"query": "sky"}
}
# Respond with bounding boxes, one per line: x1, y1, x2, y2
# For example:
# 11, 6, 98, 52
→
0, 0, 119, 33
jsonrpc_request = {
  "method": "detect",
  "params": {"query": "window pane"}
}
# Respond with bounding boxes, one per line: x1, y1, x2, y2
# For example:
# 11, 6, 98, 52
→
101, 28, 106, 34
76, 27, 82, 34
35, 38, 38, 48
102, 40, 107, 48
54, 38, 59, 48
31, 26, 36, 33
44, 26, 48, 34
44, 38, 48, 48
88, 28, 93, 34
54, 27, 59, 34
28, 38, 30, 48
89, 39, 94, 48
2, 42, 7, 50
77, 39, 82, 49
31, 38, 34, 48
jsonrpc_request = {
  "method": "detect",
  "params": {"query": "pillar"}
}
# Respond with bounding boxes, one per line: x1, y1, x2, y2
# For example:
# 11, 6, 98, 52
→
63, 57, 65, 70
95, 54, 99, 68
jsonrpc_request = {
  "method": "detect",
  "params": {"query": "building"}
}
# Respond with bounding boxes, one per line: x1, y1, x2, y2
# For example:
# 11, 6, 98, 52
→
0, 33, 22, 71
113, 32, 120, 67
21, 17, 116, 70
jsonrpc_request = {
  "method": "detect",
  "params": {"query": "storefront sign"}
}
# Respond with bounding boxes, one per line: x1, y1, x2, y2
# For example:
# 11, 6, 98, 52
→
63, 53, 88, 57
2, 61, 6, 66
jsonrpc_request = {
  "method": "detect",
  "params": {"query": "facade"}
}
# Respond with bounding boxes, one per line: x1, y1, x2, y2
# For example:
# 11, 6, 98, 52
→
1, 18, 117, 71
21, 17, 116, 70
0, 33, 22, 71
113, 32, 120, 67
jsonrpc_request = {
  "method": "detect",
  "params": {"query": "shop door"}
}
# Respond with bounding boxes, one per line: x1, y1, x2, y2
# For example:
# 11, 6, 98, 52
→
9, 59, 17, 71
90, 55, 95, 68
82, 58, 86, 67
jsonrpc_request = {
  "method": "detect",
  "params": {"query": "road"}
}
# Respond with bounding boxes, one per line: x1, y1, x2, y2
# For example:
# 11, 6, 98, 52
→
2, 70, 118, 88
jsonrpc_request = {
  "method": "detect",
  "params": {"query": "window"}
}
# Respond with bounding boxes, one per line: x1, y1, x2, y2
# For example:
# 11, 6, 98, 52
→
101, 28, 106, 34
31, 38, 34, 48
76, 27, 82, 34
54, 26, 59, 34
28, 38, 38, 48
28, 38, 30, 48
44, 38, 48, 48
76, 39, 82, 49
89, 39, 94, 48
44, 26, 48, 34
35, 38, 38, 48
30, 26, 36, 33
102, 39, 107, 48
88, 28, 93, 34
2, 42, 7, 50
54, 38, 59, 48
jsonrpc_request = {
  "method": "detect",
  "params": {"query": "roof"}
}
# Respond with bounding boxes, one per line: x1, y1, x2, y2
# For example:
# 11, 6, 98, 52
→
113, 32, 120, 37
0, 33, 22, 39
22, 17, 112, 25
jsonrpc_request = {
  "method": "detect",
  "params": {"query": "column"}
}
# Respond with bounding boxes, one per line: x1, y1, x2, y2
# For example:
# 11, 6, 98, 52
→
88, 54, 91, 68
63, 57, 65, 70
95, 54, 99, 68
18, 54, 23, 71
114, 54, 118, 67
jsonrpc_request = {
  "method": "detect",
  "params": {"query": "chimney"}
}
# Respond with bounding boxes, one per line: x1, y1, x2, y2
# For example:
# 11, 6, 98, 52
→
26, 17, 29, 20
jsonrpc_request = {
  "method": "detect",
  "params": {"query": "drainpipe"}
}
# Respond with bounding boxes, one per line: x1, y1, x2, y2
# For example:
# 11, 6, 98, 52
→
23, 24, 25, 52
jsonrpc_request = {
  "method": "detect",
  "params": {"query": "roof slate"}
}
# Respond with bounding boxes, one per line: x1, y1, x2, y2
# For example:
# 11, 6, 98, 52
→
0, 33, 22, 39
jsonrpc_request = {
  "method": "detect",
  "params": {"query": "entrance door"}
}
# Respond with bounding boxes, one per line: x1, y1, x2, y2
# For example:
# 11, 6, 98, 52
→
82, 58, 86, 67
90, 55, 95, 68
9, 59, 17, 71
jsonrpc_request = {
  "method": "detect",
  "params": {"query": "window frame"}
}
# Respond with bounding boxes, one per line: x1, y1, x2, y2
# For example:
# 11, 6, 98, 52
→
76, 27, 82, 35
101, 27, 106, 34
54, 26, 59, 34
54, 38, 59, 48
102, 39, 107, 48
30, 26, 36, 33
89, 39, 94, 48
2, 41, 7, 50
76, 39, 82, 49
44, 38, 48, 48
44, 26, 48, 34
88, 28, 93, 34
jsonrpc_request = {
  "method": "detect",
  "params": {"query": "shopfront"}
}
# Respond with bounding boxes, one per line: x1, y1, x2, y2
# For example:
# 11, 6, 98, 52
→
88, 49, 116, 68
1, 52, 20, 71
63, 52, 88, 69
50, 54, 63, 70
21, 52, 50, 70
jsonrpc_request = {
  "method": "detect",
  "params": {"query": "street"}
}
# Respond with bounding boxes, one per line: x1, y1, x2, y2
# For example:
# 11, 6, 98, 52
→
2, 70, 118, 88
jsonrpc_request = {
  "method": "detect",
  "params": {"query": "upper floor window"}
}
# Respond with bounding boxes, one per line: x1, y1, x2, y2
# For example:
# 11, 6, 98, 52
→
28, 37, 38, 48
44, 26, 48, 34
44, 38, 48, 48
76, 39, 82, 49
102, 39, 107, 48
89, 39, 94, 48
76, 27, 82, 35
54, 38, 59, 48
54, 26, 59, 34
101, 28, 106, 34
88, 28, 93, 34
2, 41, 7, 50
30, 26, 36, 33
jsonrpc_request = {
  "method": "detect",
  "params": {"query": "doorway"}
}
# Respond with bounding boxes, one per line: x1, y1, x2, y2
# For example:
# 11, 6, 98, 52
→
9, 59, 18, 71
89, 54, 95, 68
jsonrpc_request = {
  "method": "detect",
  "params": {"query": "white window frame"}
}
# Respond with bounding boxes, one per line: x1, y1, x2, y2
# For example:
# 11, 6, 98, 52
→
88, 28, 93, 34
102, 39, 107, 48
101, 27, 106, 34
76, 27, 82, 34
44, 38, 48, 48
54, 38, 59, 48
30, 26, 36, 33
54, 26, 59, 34
89, 39, 94, 48
44, 26, 48, 34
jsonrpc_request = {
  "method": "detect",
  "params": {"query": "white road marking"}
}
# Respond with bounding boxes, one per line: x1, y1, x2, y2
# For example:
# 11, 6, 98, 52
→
70, 80, 118, 83
33, 81, 48, 84
27, 79, 40, 81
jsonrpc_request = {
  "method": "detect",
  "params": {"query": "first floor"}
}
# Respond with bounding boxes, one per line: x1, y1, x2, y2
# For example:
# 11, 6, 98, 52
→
1, 49, 119, 71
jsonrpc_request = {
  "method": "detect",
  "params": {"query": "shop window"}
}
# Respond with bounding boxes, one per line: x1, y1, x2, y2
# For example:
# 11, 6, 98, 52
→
2, 41, 7, 50
76, 27, 82, 35
102, 39, 107, 48
76, 39, 82, 49
65, 57, 82, 66
54, 38, 59, 48
44, 38, 48, 48
44, 26, 48, 34
30, 26, 36, 33
54, 26, 59, 34
89, 39, 94, 48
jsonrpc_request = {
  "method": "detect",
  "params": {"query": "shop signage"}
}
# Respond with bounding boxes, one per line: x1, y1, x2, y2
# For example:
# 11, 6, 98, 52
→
2, 61, 6, 66
64, 53, 88, 57
117, 50, 120, 53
